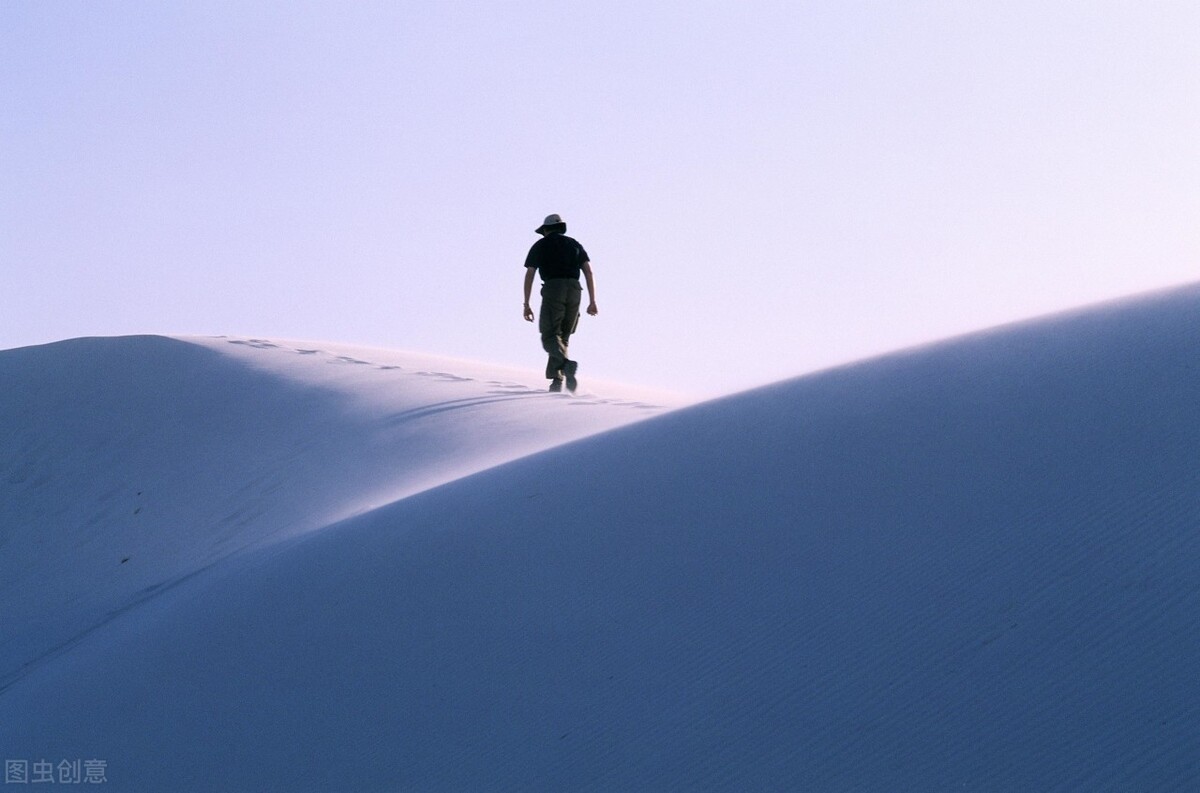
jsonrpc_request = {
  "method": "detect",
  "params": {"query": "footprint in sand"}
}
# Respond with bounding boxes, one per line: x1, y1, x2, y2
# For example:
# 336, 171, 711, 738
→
415, 371, 474, 382
228, 339, 280, 350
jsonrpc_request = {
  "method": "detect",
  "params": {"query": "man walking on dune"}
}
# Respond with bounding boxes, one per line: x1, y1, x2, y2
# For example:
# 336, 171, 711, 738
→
523, 213, 598, 393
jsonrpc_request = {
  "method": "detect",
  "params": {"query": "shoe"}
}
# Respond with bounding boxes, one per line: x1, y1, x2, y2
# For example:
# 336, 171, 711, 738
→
549, 379, 563, 393
563, 359, 578, 393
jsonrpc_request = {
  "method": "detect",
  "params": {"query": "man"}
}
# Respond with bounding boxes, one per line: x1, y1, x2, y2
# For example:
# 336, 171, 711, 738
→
522, 213, 598, 393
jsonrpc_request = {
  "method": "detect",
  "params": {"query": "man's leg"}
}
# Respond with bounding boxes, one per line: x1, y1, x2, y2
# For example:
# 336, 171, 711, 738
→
539, 281, 570, 380
559, 284, 582, 391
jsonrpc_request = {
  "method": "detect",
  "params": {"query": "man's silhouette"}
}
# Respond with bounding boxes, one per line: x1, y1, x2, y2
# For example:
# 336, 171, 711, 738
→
522, 213, 598, 393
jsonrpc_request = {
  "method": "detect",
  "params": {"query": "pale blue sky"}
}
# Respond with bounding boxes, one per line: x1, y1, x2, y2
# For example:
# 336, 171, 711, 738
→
3, 1, 1197, 395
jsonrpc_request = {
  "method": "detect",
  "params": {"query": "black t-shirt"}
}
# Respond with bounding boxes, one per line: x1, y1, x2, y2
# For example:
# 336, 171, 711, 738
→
524, 233, 589, 281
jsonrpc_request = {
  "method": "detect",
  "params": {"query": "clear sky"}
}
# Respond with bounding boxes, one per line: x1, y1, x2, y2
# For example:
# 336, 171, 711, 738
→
3, 1, 1197, 395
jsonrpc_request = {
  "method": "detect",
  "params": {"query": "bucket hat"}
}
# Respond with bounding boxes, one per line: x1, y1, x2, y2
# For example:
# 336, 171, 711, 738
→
535, 213, 567, 235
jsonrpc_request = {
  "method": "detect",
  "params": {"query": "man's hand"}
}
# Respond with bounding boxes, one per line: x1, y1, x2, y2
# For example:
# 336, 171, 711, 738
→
587, 302, 598, 316
523, 304, 535, 322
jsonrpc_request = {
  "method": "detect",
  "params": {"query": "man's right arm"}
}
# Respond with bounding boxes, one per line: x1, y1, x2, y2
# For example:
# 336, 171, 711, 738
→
582, 261, 598, 316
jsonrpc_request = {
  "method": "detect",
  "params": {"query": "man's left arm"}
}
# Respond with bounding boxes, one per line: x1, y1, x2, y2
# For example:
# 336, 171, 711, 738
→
523, 267, 536, 321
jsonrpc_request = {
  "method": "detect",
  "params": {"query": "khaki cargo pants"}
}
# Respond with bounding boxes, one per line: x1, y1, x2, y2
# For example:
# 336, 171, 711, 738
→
538, 278, 582, 380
